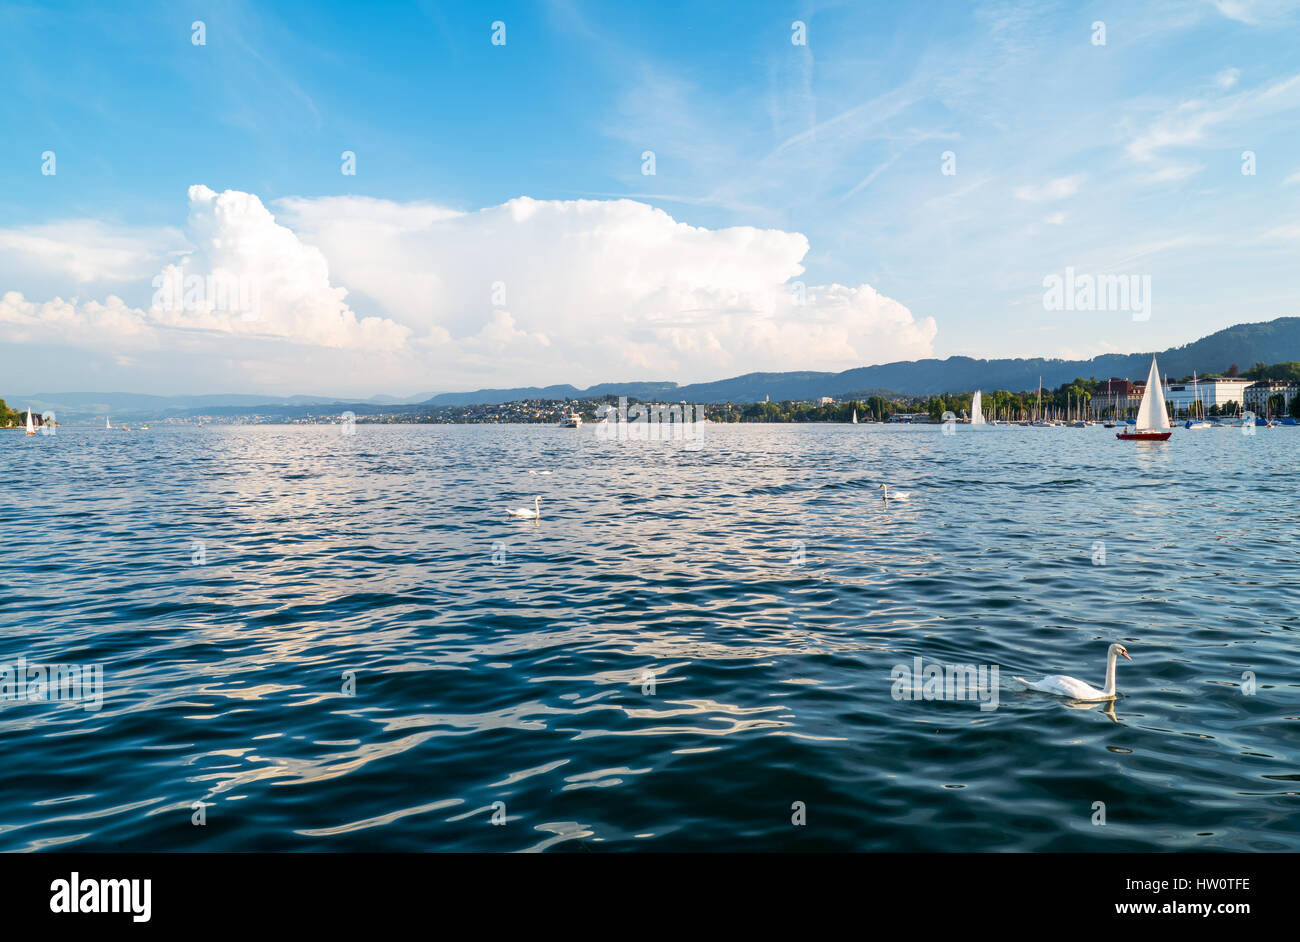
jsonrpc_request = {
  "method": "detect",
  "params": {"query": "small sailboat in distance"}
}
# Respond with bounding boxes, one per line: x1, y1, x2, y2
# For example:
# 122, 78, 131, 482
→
106, 416, 112, 430
1117, 357, 1173, 441
25, 408, 36, 435
1184, 372, 1211, 429
852, 409, 858, 424
971, 390, 986, 426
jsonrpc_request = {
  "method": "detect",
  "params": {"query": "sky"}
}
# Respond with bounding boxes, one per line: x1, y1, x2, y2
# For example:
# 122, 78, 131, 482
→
2, 0, 1299, 398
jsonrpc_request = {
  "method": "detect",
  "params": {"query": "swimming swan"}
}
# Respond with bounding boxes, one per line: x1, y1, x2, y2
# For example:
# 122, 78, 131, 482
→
880, 483, 911, 501
1015, 643, 1132, 701
506, 496, 542, 519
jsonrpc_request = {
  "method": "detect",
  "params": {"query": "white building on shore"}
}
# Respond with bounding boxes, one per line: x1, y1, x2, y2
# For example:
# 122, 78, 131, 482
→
1244, 380, 1299, 417
1162, 376, 1251, 415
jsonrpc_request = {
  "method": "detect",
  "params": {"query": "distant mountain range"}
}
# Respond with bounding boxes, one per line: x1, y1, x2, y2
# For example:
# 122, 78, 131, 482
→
9, 316, 1299, 420
421, 315, 1300, 404
4, 391, 435, 423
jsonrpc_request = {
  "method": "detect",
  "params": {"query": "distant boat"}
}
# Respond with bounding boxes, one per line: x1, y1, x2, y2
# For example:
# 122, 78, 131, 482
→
1030, 377, 1053, 425
971, 390, 986, 425
25, 408, 35, 436
140, 424, 151, 430
852, 409, 858, 424
561, 411, 582, 428
1184, 373, 1211, 428
1117, 357, 1173, 441
105, 417, 112, 429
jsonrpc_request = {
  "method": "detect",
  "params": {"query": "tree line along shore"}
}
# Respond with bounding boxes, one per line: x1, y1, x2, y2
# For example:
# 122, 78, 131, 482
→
7, 361, 1300, 427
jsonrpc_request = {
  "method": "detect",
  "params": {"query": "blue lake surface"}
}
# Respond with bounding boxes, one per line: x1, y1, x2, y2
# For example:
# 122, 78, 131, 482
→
1, 423, 1297, 851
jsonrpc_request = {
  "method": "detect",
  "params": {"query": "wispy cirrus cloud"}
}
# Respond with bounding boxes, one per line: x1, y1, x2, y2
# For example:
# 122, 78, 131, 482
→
1209, 0, 1300, 25
1125, 72, 1300, 181
1013, 174, 1087, 202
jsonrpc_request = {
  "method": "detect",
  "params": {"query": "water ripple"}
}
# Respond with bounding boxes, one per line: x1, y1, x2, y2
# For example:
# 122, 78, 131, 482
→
1, 424, 1298, 850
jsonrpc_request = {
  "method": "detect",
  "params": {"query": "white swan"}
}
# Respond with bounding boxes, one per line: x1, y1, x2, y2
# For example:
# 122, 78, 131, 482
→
1015, 643, 1132, 701
506, 496, 542, 519
527, 470, 554, 476
880, 483, 911, 501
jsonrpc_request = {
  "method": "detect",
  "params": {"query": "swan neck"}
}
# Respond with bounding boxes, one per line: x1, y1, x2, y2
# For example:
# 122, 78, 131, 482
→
1102, 649, 1119, 696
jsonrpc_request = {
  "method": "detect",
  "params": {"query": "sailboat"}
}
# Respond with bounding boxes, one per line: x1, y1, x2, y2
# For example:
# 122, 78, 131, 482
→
852, 409, 858, 424
1117, 357, 1173, 441
1032, 378, 1051, 426
1184, 372, 1211, 429
971, 390, 986, 425
25, 408, 36, 436
106, 417, 112, 429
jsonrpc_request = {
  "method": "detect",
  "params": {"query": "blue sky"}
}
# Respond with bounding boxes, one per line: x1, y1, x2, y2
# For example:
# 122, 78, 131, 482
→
2, 0, 1299, 396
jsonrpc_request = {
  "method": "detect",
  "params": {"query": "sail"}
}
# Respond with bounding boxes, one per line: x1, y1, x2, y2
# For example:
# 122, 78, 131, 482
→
852, 409, 858, 424
26, 409, 34, 433
1135, 357, 1171, 431
971, 390, 985, 425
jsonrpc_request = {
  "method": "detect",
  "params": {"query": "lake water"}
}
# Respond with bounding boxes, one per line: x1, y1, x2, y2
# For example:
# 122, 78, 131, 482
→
1, 423, 1297, 851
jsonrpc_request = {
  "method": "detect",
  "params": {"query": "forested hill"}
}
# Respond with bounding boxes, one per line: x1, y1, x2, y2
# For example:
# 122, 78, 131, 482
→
425, 316, 1300, 404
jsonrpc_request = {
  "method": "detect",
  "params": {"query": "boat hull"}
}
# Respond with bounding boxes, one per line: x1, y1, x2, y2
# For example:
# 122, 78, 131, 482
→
1117, 431, 1172, 441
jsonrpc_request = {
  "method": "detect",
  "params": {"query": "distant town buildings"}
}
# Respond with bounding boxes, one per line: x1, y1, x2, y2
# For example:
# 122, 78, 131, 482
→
1244, 380, 1299, 416
1090, 378, 1143, 417
1092, 375, 1258, 417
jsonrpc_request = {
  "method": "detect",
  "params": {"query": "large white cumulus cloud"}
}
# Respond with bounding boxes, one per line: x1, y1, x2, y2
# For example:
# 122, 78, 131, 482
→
0, 185, 408, 353
150, 186, 409, 350
0, 187, 936, 392
277, 193, 937, 385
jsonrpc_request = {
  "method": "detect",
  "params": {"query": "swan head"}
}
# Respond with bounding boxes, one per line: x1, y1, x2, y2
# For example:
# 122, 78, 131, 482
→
1109, 643, 1132, 661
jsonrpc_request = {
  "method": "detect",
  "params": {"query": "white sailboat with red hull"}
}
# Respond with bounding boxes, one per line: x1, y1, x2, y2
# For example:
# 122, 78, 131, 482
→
1117, 356, 1173, 441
